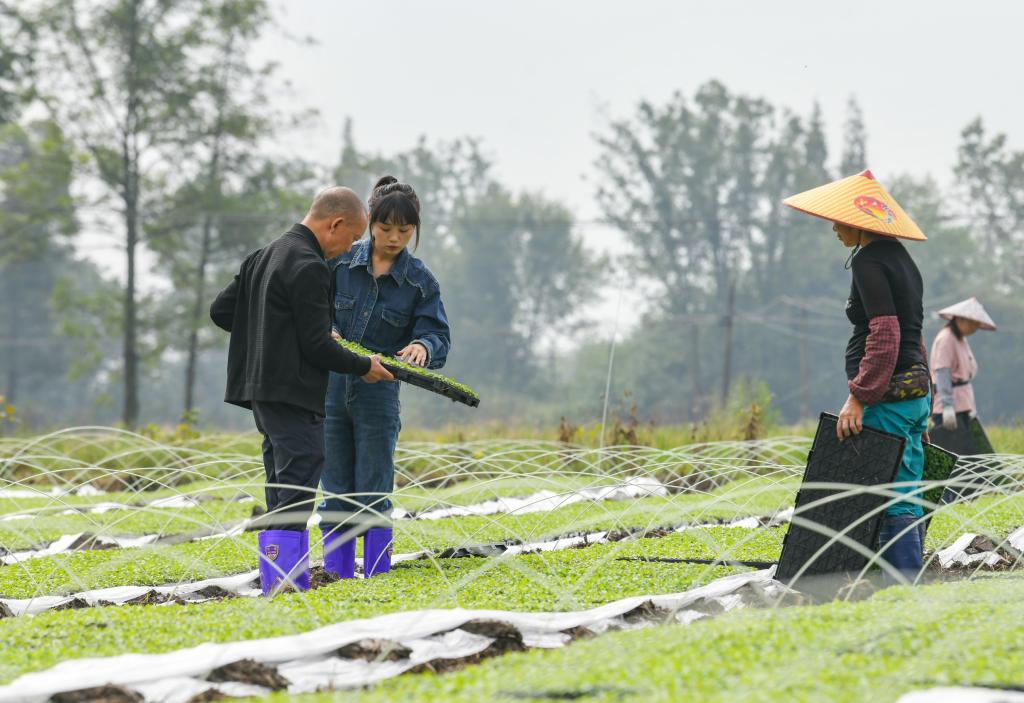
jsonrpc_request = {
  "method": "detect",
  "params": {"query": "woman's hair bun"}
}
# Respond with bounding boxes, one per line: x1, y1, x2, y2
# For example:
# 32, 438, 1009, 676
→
373, 175, 399, 192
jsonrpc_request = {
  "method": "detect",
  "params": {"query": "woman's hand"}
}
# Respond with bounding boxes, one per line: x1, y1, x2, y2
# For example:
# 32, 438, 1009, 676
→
837, 393, 864, 440
942, 406, 958, 430
397, 342, 428, 367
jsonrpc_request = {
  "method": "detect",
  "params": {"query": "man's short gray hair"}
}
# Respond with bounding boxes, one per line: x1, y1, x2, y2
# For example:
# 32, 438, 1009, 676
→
307, 186, 365, 221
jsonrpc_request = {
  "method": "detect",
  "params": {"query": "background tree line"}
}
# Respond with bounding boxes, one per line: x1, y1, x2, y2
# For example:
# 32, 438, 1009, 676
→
1, 1, 1022, 431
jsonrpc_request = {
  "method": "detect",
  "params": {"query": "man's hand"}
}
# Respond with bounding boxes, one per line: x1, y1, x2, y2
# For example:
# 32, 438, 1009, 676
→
942, 406, 958, 430
397, 342, 428, 367
837, 393, 864, 440
362, 355, 394, 383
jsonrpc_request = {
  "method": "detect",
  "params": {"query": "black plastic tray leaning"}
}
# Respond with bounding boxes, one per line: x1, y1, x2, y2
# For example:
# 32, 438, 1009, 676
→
775, 412, 906, 586
382, 361, 480, 408
928, 414, 994, 456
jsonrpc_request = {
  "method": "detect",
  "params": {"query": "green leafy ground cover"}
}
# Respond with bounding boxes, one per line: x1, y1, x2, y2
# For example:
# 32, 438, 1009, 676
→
0, 496, 782, 597
0, 427, 1021, 700
0, 531, 762, 683
280, 574, 1024, 703
3, 472, 1021, 598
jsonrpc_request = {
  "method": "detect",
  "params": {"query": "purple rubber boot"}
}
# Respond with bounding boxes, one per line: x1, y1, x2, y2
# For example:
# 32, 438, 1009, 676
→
257, 529, 310, 595
323, 530, 356, 579
363, 527, 393, 577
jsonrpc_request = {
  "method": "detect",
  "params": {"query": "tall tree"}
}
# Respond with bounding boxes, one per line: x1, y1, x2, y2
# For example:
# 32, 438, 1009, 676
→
144, 0, 280, 418
0, 120, 78, 407
31, 0, 203, 427
0, 2, 35, 124
955, 118, 1024, 289
442, 186, 600, 388
150, 157, 320, 416
839, 96, 868, 176
805, 102, 829, 178
594, 81, 775, 318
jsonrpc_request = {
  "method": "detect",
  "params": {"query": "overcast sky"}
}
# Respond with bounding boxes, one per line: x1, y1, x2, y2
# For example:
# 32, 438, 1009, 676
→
256, 0, 1024, 219
234, 0, 1024, 339
73, 0, 1024, 338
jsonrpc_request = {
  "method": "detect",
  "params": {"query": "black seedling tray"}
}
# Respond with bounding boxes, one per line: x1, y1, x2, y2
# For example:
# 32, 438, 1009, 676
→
928, 415, 994, 456
776, 412, 905, 588
383, 361, 480, 408
929, 416, 1002, 501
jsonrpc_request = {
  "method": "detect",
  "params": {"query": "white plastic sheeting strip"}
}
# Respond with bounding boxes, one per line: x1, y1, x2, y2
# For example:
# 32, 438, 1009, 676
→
1, 570, 263, 616
897, 687, 1024, 703
0, 569, 784, 702
1009, 525, 1024, 551
0, 485, 104, 499
1, 495, 212, 522
933, 528, 1024, 569
391, 476, 669, 521
60, 495, 201, 515
0, 532, 160, 566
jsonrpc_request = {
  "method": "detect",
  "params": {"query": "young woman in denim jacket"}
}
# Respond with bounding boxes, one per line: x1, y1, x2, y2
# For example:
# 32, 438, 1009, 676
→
319, 176, 451, 578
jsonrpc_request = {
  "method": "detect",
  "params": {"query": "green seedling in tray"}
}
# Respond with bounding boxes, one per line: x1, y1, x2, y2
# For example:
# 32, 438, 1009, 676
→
969, 417, 996, 454
922, 442, 958, 512
336, 338, 480, 407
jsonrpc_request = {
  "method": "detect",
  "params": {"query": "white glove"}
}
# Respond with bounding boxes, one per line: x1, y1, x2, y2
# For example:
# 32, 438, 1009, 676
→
942, 406, 958, 431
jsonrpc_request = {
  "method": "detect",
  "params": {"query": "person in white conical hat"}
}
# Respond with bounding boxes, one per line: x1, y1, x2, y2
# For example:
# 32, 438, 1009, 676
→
930, 297, 997, 431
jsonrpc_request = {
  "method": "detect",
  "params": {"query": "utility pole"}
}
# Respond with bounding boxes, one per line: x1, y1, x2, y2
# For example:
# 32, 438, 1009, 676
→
721, 279, 737, 405
799, 306, 810, 420
690, 321, 702, 420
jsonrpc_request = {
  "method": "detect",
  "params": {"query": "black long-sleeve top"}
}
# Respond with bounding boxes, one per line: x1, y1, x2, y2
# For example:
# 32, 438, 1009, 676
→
844, 238, 925, 381
210, 223, 371, 414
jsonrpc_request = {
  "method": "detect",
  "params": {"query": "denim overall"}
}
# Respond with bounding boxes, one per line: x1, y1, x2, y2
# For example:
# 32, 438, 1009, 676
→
318, 239, 450, 537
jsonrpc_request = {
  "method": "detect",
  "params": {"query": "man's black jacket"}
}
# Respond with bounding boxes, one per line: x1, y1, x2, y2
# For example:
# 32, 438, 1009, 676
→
210, 223, 371, 415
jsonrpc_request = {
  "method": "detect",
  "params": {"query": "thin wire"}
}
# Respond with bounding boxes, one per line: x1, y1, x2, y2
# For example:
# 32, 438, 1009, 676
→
598, 267, 627, 450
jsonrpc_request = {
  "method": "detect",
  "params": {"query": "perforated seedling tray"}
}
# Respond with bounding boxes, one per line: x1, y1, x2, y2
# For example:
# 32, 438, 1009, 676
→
928, 415, 995, 456
335, 338, 480, 408
380, 360, 480, 408
775, 412, 905, 588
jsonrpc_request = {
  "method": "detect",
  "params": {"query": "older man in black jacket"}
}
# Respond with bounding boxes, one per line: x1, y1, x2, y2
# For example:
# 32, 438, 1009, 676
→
211, 186, 392, 595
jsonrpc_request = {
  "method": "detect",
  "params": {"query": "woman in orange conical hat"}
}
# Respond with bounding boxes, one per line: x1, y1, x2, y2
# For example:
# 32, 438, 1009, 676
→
784, 169, 930, 581
929, 297, 996, 434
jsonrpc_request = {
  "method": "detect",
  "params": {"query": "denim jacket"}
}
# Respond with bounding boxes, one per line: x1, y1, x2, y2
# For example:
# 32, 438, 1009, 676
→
329, 239, 451, 369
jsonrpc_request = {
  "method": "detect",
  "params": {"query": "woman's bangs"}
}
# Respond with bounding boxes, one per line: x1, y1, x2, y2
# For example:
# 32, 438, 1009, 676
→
372, 193, 420, 228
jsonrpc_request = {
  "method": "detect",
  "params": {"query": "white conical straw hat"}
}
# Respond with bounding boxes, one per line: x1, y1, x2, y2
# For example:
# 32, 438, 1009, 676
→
937, 297, 997, 331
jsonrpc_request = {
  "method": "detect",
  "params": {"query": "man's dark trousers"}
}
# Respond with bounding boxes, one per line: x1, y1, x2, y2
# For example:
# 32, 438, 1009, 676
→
252, 400, 325, 532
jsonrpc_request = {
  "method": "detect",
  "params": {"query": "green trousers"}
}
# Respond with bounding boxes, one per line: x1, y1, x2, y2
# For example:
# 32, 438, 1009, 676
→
862, 395, 931, 517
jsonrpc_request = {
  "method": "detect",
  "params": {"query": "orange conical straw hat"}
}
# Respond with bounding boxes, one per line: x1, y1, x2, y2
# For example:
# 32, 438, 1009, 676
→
783, 169, 926, 241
